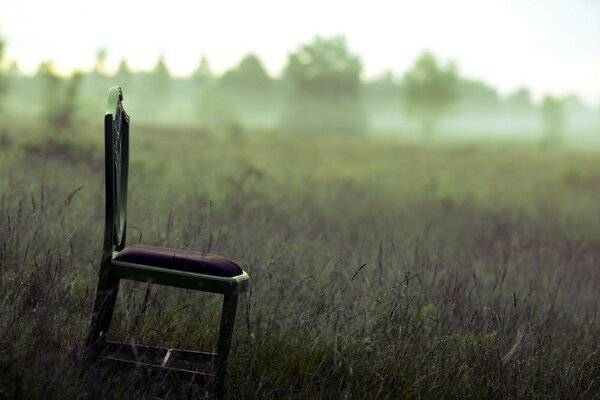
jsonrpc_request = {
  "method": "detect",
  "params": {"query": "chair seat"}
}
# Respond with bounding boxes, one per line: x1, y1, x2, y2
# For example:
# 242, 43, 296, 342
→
113, 245, 244, 277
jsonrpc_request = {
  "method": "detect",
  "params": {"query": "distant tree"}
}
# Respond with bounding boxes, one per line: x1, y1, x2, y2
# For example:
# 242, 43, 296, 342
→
140, 55, 172, 118
60, 71, 84, 129
86, 49, 110, 101
505, 87, 533, 114
401, 52, 459, 137
93, 48, 109, 76
7, 60, 21, 77
220, 53, 271, 93
114, 58, 132, 89
193, 56, 238, 130
192, 55, 214, 88
281, 36, 366, 136
0, 38, 8, 107
37, 61, 83, 132
219, 53, 275, 122
539, 95, 566, 146
458, 78, 500, 113
364, 70, 401, 113
37, 61, 62, 124
150, 54, 171, 97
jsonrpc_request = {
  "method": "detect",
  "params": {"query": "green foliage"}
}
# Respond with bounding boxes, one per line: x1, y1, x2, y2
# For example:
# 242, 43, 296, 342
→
220, 53, 271, 93
93, 48, 108, 76
152, 55, 170, 79
363, 70, 401, 113
401, 52, 460, 137
36, 62, 83, 132
539, 95, 566, 146
281, 36, 367, 136
218, 53, 275, 121
192, 55, 214, 88
138, 55, 172, 119
285, 36, 361, 96
7, 60, 21, 77
115, 58, 132, 90
1, 40, 598, 138
0, 38, 8, 107
459, 78, 500, 113
506, 87, 534, 113
150, 54, 171, 96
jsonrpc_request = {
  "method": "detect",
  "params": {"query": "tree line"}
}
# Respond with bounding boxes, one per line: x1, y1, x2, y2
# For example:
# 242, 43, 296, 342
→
0, 36, 594, 143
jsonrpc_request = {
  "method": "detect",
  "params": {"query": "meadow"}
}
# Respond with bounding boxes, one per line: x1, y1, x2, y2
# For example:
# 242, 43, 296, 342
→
1, 122, 600, 399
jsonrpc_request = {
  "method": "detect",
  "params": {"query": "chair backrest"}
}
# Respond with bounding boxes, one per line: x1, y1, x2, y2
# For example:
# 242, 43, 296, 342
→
103, 86, 130, 253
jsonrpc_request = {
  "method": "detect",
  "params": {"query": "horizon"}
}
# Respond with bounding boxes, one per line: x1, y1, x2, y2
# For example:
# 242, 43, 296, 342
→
2, 0, 599, 106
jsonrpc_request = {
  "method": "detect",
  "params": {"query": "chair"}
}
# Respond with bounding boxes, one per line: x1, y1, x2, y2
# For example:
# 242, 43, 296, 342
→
85, 86, 249, 398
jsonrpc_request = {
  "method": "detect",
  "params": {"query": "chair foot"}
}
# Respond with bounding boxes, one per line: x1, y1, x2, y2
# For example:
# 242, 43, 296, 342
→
215, 292, 240, 399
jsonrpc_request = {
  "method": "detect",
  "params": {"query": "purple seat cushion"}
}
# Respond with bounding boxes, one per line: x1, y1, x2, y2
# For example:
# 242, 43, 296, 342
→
113, 245, 243, 277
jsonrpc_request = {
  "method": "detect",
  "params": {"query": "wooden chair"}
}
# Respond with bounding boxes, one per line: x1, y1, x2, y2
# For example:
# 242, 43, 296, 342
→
85, 86, 249, 398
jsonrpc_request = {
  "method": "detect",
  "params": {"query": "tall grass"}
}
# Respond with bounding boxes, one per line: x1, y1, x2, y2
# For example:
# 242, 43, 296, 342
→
1, 125, 600, 398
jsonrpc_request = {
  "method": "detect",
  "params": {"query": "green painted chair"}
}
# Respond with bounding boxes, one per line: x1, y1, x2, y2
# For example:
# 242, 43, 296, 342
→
85, 86, 249, 398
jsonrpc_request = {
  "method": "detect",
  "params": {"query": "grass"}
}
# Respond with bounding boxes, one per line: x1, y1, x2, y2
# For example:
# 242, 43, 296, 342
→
1, 122, 600, 399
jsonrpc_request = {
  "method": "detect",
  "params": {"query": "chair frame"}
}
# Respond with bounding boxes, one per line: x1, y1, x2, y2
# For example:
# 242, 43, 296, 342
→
85, 86, 249, 398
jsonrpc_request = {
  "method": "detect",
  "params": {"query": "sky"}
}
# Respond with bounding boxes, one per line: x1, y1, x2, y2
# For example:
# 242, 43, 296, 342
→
1, 0, 599, 105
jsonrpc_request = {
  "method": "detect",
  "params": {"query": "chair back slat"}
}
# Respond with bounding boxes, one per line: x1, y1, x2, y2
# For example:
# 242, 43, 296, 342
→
103, 86, 129, 252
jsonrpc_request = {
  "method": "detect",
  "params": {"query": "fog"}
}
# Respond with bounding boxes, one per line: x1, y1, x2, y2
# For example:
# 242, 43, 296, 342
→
1, 39, 598, 147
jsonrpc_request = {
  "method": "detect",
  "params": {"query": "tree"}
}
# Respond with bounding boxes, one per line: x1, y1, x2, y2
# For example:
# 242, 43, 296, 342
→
114, 58, 132, 89
505, 87, 534, 114
458, 78, 500, 113
281, 36, 366, 136
150, 54, 171, 97
0, 38, 8, 107
193, 56, 242, 132
7, 60, 21, 77
37, 61, 62, 125
401, 52, 459, 137
364, 70, 401, 113
93, 48, 109, 76
192, 55, 214, 88
140, 54, 172, 118
36, 61, 83, 132
539, 95, 566, 146
220, 53, 271, 93
218, 53, 274, 122
59, 71, 84, 130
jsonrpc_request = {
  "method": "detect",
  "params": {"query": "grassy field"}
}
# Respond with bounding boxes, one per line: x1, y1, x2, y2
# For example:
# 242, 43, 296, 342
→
1, 123, 600, 399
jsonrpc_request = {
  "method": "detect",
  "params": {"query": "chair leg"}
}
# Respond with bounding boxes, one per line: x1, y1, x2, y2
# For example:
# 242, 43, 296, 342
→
85, 268, 120, 356
215, 292, 239, 399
